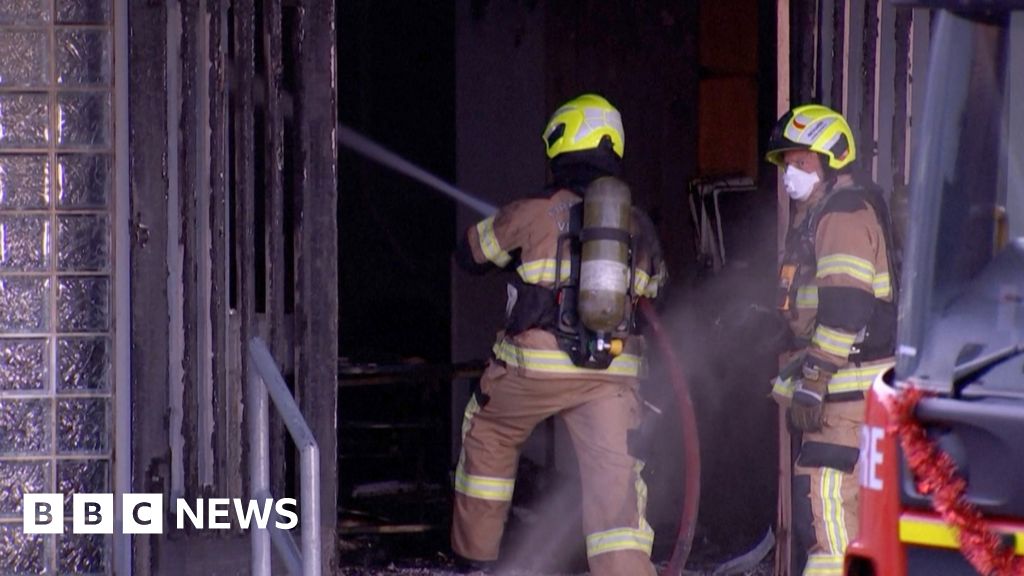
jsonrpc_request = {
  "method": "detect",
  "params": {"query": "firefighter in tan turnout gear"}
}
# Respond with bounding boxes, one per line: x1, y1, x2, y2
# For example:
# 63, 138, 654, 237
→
766, 104, 899, 576
451, 94, 667, 575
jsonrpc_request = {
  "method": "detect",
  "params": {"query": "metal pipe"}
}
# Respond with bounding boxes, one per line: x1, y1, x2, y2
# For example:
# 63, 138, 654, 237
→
248, 339, 319, 447
337, 124, 497, 217
300, 445, 322, 576
114, 0, 132, 572
268, 514, 304, 576
247, 337, 321, 575
248, 355, 271, 576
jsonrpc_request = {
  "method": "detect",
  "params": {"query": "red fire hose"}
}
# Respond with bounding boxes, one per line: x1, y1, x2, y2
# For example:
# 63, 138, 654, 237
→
640, 300, 701, 576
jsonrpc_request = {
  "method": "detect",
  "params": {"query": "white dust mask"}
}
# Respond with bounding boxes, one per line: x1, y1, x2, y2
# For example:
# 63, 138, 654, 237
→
783, 165, 820, 201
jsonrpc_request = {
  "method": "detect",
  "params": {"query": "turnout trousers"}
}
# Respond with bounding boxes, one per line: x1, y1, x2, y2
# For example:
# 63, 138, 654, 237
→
793, 399, 864, 576
452, 360, 657, 576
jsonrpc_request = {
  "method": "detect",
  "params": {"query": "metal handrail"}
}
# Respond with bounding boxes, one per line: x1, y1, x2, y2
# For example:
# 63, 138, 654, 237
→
247, 337, 322, 576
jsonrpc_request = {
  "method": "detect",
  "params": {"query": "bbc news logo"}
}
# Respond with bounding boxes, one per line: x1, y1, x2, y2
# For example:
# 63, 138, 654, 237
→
23, 494, 298, 534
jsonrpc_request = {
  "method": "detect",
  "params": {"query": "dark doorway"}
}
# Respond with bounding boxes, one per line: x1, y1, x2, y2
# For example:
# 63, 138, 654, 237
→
338, 0, 456, 365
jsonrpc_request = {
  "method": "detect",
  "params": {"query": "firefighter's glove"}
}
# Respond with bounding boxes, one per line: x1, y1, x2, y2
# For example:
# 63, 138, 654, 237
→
770, 351, 805, 408
789, 364, 831, 432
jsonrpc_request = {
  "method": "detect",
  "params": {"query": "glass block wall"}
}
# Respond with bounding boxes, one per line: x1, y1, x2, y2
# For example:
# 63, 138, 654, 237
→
0, 0, 113, 574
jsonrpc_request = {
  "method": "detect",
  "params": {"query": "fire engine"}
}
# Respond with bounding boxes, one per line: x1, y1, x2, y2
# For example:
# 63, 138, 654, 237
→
844, 1, 1024, 574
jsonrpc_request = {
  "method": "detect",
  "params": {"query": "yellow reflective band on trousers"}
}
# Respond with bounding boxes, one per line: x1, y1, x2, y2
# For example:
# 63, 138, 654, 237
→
476, 217, 512, 267
454, 467, 516, 502
816, 254, 875, 284
492, 340, 642, 377
821, 468, 849, 555
803, 553, 843, 575
812, 325, 857, 358
585, 527, 655, 558
585, 461, 654, 558
454, 395, 516, 502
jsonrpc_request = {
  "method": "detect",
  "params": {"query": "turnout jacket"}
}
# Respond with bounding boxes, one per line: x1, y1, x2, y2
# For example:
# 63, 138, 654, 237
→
464, 188, 667, 381
774, 178, 897, 400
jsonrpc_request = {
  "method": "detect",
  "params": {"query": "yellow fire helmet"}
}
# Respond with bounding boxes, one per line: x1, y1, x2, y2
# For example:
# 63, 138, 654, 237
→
542, 94, 625, 160
766, 104, 857, 170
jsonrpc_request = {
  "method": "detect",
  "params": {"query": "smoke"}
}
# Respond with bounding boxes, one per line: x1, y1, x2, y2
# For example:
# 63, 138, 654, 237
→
499, 462, 588, 574
482, 255, 783, 573
638, 200, 783, 558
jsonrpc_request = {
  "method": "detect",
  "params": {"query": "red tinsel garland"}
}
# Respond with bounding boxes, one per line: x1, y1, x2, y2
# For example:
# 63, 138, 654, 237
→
891, 387, 1024, 575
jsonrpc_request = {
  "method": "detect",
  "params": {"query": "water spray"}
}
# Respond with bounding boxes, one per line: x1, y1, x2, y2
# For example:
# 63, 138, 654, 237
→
337, 124, 498, 217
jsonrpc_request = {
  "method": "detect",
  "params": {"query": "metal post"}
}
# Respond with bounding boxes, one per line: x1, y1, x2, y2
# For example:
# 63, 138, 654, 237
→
248, 338, 322, 576
268, 522, 303, 575
300, 446, 322, 576
114, 0, 133, 572
248, 355, 271, 576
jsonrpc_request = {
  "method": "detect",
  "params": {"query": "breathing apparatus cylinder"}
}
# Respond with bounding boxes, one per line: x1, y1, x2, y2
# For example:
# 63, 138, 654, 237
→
579, 176, 632, 354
